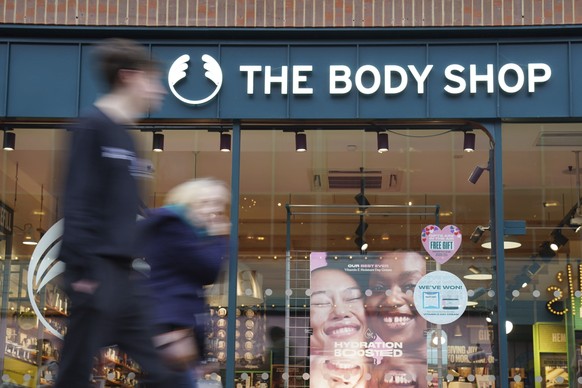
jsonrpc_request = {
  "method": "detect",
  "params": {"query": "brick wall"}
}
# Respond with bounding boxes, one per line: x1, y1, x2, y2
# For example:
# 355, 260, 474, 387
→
1, 0, 581, 27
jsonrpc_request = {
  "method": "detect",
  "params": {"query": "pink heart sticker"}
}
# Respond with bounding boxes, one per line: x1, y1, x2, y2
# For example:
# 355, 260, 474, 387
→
421, 225, 462, 264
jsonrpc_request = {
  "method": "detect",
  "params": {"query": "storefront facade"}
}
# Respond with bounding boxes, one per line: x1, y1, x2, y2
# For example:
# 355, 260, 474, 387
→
1, 26, 582, 387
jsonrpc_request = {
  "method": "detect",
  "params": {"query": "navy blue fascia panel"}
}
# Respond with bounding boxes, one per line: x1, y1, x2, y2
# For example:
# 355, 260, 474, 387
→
0, 39, 581, 120
7, 44, 80, 118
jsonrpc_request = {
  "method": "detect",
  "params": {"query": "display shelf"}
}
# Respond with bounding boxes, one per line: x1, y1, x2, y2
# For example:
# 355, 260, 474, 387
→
42, 304, 69, 318
101, 348, 141, 388
105, 378, 137, 388
102, 357, 141, 375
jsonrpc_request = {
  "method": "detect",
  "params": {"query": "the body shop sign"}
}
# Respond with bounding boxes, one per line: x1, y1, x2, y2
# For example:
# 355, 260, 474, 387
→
155, 41, 572, 120
169, 56, 551, 106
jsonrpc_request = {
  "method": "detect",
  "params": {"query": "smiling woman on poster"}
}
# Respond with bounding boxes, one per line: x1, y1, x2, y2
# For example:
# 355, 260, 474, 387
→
310, 266, 367, 355
365, 251, 427, 358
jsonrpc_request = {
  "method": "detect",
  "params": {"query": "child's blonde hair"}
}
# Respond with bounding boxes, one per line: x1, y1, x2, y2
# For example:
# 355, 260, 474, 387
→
165, 178, 230, 208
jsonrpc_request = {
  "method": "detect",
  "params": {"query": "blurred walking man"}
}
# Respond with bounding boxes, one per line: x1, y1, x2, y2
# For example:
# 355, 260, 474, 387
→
55, 38, 169, 387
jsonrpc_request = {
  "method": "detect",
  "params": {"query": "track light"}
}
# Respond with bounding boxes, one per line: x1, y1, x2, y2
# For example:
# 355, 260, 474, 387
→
355, 221, 368, 253
539, 241, 556, 261
354, 222, 369, 236
377, 132, 389, 153
469, 225, 489, 243
355, 236, 368, 252
220, 132, 231, 152
550, 230, 568, 251
354, 193, 370, 211
463, 131, 476, 152
526, 262, 542, 277
468, 165, 488, 184
3, 130, 15, 151
152, 132, 164, 152
295, 132, 307, 152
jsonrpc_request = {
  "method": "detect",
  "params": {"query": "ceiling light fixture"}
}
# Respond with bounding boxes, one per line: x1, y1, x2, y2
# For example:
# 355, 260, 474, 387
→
468, 165, 489, 184
463, 131, 476, 152
550, 230, 568, 251
355, 221, 369, 253
481, 236, 521, 250
539, 241, 556, 261
295, 132, 307, 152
469, 225, 489, 243
377, 131, 389, 153
22, 223, 37, 246
3, 130, 15, 151
354, 193, 370, 210
220, 132, 231, 152
152, 132, 164, 152
454, 325, 462, 337
463, 266, 493, 280
543, 201, 559, 207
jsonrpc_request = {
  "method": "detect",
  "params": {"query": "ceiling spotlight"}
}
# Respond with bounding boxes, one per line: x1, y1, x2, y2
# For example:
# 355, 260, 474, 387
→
550, 230, 568, 251
463, 131, 476, 152
539, 241, 556, 261
354, 193, 370, 211
3, 130, 15, 151
468, 165, 488, 184
526, 262, 542, 277
469, 225, 489, 243
152, 132, 164, 152
295, 132, 307, 152
355, 219, 368, 253
354, 236, 368, 252
220, 132, 231, 152
377, 132, 389, 153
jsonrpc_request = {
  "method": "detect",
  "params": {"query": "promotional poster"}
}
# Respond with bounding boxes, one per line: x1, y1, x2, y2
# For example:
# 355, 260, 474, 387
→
309, 251, 428, 388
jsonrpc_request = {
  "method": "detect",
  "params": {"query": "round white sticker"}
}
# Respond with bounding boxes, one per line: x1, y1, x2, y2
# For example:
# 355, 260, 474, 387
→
413, 270, 467, 324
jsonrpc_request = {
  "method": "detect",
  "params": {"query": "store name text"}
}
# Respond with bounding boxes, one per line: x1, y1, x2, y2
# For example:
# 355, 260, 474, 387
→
240, 63, 551, 96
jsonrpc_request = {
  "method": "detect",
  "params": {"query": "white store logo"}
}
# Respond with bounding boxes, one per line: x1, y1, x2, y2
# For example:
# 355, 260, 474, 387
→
168, 54, 223, 106
28, 219, 65, 339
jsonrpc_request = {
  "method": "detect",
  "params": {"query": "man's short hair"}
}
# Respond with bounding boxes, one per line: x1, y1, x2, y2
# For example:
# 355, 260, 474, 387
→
93, 38, 158, 90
